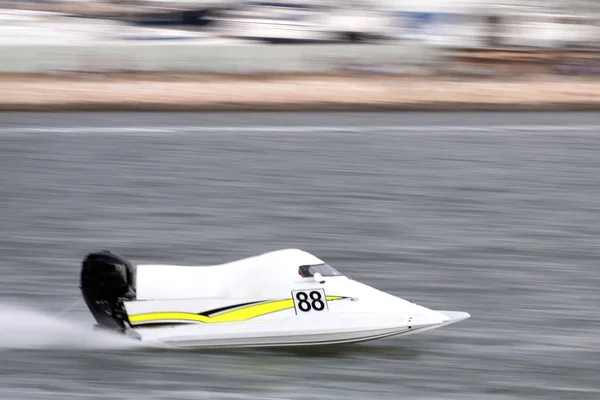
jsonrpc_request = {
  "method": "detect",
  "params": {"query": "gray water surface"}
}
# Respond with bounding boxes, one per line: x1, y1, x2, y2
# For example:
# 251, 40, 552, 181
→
0, 112, 599, 400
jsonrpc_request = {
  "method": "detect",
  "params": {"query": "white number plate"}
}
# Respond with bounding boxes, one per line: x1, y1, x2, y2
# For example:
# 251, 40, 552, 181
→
291, 289, 328, 314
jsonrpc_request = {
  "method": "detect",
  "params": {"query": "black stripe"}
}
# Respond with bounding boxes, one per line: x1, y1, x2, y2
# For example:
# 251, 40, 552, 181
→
133, 322, 191, 328
198, 300, 265, 317
199, 296, 349, 317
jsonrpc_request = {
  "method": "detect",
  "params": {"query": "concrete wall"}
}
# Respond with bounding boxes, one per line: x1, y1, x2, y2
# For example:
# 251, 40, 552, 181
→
0, 42, 436, 73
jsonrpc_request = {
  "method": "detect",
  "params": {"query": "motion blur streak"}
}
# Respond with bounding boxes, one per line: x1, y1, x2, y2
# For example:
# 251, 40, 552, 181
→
1, 112, 599, 399
2, 125, 600, 134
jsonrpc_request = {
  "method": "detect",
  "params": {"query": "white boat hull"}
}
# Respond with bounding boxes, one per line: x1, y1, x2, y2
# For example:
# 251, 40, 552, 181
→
131, 310, 470, 349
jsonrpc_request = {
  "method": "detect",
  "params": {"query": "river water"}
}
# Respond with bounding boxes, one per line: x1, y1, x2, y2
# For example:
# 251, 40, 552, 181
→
0, 112, 599, 400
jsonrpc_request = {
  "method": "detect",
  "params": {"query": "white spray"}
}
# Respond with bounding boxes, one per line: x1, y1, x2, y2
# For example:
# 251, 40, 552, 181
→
0, 302, 143, 351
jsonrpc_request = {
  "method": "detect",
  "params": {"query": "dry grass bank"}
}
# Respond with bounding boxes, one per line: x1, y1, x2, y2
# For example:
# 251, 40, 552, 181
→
1, 73, 600, 111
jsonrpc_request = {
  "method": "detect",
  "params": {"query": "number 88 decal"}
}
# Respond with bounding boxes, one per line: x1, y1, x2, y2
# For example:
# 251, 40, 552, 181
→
292, 289, 328, 313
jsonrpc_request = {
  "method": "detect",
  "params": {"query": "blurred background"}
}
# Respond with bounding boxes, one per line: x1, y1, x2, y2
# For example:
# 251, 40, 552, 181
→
1, 0, 600, 76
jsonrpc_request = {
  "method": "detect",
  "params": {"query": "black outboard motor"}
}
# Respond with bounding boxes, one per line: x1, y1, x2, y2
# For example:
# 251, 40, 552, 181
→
80, 250, 136, 332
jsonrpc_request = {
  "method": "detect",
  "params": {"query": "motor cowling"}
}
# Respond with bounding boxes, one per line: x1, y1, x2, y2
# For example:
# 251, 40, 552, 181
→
80, 250, 136, 331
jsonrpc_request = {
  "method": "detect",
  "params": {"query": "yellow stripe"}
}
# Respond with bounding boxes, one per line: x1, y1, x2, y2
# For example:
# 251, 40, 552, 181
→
130, 312, 210, 324
129, 296, 343, 325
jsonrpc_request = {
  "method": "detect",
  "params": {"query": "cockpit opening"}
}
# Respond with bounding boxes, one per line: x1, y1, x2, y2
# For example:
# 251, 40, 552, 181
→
298, 263, 343, 278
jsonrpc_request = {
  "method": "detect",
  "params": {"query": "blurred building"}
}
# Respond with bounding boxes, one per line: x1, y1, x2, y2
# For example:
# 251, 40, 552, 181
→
0, 0, 598, 48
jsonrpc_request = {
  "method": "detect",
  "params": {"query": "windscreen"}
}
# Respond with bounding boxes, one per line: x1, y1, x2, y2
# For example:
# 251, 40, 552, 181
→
298, 263, 343, 278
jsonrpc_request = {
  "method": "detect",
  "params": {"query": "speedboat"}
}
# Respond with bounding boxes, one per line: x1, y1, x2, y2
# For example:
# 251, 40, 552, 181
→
80, 249, 470, 348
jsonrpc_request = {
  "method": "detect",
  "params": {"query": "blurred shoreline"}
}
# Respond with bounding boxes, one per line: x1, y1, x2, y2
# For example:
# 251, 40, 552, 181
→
3, 2, 600, 113
2, 73, 600, 111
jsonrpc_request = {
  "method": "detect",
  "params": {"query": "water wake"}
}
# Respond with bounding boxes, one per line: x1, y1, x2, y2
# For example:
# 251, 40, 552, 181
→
0, 303, 142, 351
